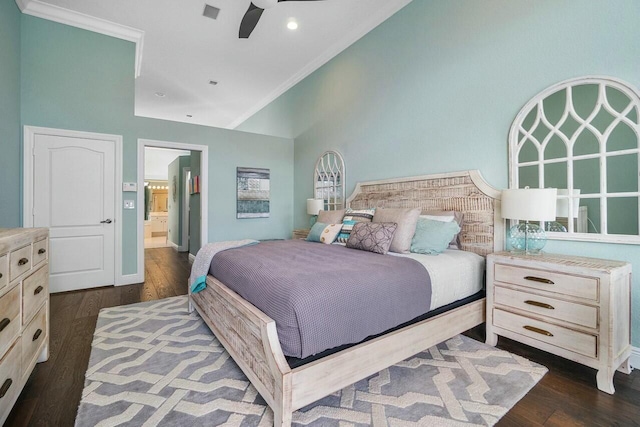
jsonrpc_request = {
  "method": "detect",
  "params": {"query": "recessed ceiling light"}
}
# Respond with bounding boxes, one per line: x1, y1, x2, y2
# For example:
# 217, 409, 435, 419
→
287, 19, 298, 31
155, 92, 166, 97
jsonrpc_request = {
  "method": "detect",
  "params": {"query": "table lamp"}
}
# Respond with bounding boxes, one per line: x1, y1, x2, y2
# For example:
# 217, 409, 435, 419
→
502, 188, 557, 254
306, 198, 324, 227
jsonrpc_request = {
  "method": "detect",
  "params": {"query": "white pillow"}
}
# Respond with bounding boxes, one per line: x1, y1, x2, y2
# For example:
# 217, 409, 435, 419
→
420, 214, 455, 223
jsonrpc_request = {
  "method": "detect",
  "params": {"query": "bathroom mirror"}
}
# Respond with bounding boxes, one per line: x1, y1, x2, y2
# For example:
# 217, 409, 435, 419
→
509, 76, 640, 243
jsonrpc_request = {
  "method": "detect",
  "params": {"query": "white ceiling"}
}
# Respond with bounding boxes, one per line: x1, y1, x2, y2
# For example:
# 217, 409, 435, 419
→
20, 0, 412, 129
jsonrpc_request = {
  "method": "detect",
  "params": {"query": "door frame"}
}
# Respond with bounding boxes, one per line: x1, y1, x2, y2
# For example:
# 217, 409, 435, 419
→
23, 125, 124, 284
181, 166, 191, 252
137, 139, 208, 279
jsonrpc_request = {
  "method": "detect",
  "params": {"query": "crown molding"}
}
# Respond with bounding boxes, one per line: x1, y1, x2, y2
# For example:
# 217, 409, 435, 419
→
228, 0, 413, 129
16, 0, 145, 78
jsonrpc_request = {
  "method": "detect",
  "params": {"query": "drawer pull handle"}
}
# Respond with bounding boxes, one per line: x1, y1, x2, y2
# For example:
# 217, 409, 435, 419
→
18, 258, 29, 266
0, 379, 12, 399
524, 300, 555, 310
524, 276, 554, 285
38, 248, 46, 255
524, 325, 554, 337
0, 318, 10, 332
33, 329, 43, 341
34, 285, 44, 295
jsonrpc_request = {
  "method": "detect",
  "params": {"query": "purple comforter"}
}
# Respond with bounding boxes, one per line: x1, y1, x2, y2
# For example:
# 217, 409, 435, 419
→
210, 239, 431, 358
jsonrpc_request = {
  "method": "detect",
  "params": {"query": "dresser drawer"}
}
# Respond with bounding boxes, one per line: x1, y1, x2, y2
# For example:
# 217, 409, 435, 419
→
494, 286, 598, 329
0, 286, 21, 359
9, 245, 32, 282
33, 239, 48, 268
21, 305, 47, 378
23, 264, 48, 325
493, 309, 597, 358
0, 255, 7, 294
494, 263, 599, 301
0, 341, 21, 422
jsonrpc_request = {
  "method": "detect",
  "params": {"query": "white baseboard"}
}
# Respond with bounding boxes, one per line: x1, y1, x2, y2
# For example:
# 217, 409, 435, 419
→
631, 346, 640, 370
189, 253, 195, 264
116, 272, 144, 286
168, 241, 179, 250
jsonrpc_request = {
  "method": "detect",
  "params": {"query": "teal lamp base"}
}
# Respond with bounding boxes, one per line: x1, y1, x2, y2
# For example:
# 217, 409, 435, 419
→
508, 221, 547, 255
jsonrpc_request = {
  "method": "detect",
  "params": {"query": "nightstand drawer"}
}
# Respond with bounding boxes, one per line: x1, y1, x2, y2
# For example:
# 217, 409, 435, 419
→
494, 286, 598, 329
0, 341, 21, 423
0, 255, 7, 294
494, 309, 597, 358
0, 286, 21, 359
23, 264, 48, 325
9, 245, 32, 282
494, 264, 598, 301
32, 239, 48, 268
21, 305, 47, 379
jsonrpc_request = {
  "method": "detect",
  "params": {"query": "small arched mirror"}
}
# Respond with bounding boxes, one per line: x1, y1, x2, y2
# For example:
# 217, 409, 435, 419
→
314, 151, 345, 210
509, 76, 640, 243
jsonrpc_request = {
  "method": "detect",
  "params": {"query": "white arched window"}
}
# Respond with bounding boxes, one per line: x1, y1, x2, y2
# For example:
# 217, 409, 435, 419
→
509, 76, 640, 243
314, 151, 345, 211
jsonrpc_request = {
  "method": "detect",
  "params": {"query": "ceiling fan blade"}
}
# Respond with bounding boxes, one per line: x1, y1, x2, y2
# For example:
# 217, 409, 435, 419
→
239, 3, 265, 39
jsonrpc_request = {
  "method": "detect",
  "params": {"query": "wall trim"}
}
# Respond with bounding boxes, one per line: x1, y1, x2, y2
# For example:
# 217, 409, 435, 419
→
138, 139, 209, 283
228, 0, 412, 129
181, 166, 191, 253
631, 346, 640, 370
189, 253, 195, 264
118, 273, 144, 287
16, 0, 145, 78
23, 125, 125, 287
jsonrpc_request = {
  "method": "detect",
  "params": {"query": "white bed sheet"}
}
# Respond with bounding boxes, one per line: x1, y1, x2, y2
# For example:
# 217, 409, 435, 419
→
391, 249, 485, 310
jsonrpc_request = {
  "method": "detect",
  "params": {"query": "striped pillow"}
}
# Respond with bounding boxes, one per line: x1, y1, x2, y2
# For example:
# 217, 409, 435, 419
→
336, 208, 376, 243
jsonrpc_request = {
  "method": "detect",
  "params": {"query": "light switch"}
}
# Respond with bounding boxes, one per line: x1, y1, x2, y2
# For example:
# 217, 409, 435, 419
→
124, 200, 135, 209
123, 182, 137, 192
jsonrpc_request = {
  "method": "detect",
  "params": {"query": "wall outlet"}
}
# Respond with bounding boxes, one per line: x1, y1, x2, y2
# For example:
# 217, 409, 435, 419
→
124, 200, 135, 209
123, 182, 137, 192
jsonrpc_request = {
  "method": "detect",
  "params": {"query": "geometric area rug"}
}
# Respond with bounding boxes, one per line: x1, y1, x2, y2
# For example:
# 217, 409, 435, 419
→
75, 296, 547, 427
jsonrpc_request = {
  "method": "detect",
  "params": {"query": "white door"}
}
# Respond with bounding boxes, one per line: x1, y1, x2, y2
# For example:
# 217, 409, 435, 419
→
33, 134, 116, 292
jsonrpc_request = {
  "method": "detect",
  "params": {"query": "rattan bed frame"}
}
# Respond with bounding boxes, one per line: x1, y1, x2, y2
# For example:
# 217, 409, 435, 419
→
189, 170, 503, 426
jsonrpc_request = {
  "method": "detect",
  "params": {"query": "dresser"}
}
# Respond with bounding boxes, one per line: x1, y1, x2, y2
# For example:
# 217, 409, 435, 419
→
486, 251, 631, 394
0, 228, 50, 424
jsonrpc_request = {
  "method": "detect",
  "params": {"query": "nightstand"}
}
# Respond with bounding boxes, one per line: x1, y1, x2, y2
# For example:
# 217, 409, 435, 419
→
292, 229, 310, 240
486, 251, 632, 394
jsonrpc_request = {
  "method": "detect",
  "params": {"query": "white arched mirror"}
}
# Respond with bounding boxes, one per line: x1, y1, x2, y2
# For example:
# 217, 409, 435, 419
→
314, 150, 345, 210
509, 76, 640, 244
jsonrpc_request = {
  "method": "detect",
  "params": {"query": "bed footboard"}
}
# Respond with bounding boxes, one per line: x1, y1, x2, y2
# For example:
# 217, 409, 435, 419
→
190, 276, 293, 426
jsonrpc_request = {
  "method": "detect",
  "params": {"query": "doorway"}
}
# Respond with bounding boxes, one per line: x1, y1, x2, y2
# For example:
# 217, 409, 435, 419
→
137, 139, 208, 282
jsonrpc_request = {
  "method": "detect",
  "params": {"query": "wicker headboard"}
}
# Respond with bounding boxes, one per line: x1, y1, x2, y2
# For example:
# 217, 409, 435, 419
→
347, 170, 503, 256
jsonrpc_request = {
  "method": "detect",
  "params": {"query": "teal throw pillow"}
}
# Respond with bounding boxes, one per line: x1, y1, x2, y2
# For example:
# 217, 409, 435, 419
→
306, 222, 343, 244
410, 218, 461, 255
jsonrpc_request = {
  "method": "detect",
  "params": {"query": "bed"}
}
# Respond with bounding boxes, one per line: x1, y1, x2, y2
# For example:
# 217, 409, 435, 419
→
189, 170, 503, 426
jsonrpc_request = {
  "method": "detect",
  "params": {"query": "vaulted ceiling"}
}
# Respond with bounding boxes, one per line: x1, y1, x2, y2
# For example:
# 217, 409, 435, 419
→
17, 0, 412, 129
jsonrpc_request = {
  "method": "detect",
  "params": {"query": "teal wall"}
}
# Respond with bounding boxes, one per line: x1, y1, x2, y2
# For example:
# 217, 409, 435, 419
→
238, 0, 640, 346
17, 15, 294, 276
0, 1, 22, 227
189, 152, 201, 256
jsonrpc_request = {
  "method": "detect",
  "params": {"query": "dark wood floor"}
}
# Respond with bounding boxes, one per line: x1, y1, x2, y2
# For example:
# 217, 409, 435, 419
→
5, 247, 640, 426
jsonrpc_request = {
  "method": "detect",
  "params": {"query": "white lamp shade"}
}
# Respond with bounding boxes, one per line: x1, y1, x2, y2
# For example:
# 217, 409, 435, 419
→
556, 189, 581, 218
501, 188, 558, 221
306, 198, 324, 215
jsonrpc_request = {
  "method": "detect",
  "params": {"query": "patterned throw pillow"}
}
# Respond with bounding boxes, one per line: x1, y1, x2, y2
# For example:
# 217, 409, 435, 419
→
336, 208, 376, 243
306, 222, 343, 244
346, 222, 398, 255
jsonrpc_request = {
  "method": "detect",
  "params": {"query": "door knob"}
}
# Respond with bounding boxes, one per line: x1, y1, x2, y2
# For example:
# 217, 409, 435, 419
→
100, 219, 113, 224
